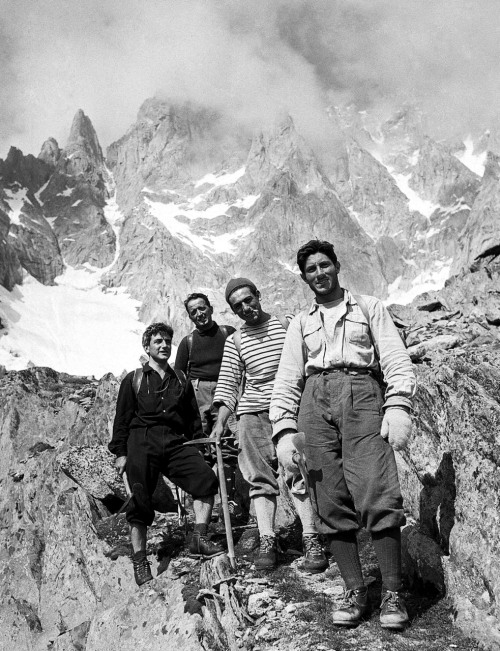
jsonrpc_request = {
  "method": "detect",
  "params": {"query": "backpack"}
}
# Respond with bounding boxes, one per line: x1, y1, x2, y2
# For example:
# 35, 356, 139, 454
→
132, 366, 187, 396
186, 325, 231, 377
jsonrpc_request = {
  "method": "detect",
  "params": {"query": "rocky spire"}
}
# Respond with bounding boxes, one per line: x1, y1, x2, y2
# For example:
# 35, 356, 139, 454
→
38, 137, 61, 167
66, 109, 103, 164
58, 109, 104, 178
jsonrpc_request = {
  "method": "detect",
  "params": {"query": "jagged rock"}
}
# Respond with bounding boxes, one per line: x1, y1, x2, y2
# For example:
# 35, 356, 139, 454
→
60, 109, 104, 179
0, 146, 52, 191
0, 236, 23, 290
397, 347, 500, 650
407, 334, 461, 361
0, 147, 65, 285
452, 151, 500, 274
38, 138, 61, 167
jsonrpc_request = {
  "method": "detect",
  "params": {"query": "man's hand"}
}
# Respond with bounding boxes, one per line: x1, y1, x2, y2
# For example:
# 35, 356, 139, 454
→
114, 455, 127, 476
211, 420, 225, 444
380, 408, 412, 451
211, 405, 232, 443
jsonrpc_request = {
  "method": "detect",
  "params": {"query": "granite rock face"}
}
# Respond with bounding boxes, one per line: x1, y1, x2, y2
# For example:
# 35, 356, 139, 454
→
394, 254, 500, 649
452, 151, 500, 274
0, 147, 64, 284
0, 368, 209, 651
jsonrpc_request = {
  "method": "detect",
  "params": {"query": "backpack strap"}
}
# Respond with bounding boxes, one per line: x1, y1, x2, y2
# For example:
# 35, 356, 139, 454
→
133, 366, 186, 396
352, 294, 379, 361
186, 333, 194, 377
173, 368, 187, 391
132, 367, 144, 396
219, 324, 231, 339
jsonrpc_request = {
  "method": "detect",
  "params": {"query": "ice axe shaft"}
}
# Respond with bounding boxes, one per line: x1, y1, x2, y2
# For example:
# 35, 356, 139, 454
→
123, 470, 132, 497
184, 437, 237, 570
112, 470, 133, 520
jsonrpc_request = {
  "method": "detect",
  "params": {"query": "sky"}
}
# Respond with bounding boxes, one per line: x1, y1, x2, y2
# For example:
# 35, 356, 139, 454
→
1, 0, 500, 159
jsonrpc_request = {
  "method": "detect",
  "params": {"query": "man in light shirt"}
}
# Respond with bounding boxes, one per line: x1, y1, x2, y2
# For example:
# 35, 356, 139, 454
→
270, 240, 416, 630
212, 277, 328, 573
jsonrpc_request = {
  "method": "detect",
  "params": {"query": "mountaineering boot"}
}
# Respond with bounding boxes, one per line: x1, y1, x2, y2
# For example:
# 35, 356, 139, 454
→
302, 534, 329, 574
254, 535, 277, 570
332, 586, 369, 626
189, 532, 224, 559
379, 590, 409, 630
131, 551, 153, 586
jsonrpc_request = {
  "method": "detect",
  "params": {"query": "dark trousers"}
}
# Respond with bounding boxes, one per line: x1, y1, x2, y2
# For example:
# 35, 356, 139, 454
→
126, 427, 219, 526
297, 372, 405, 535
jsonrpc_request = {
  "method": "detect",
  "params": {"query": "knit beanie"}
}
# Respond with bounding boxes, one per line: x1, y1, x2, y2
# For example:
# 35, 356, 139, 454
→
225, 277, 258, 303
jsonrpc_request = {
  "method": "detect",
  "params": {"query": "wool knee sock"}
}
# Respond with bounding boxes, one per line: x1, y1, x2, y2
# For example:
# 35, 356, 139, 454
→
329, 531, 364, 590
371, 527, 402, 592
291, 493, 318, 535
253, 495, 277, 537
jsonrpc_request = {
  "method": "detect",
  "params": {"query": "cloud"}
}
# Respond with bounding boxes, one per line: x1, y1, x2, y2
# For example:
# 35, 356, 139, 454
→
1, 0, 499, 158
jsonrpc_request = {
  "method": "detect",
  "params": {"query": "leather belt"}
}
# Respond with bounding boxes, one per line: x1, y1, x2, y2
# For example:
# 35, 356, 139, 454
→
320, 367, 372, 376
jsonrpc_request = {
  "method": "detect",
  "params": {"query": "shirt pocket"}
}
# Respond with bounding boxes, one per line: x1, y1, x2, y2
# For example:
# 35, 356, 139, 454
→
302, 320, 323, 358
344, 313, 371, 347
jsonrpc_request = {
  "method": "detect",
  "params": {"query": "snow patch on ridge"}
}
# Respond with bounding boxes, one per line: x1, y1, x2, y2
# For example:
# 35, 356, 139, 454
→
195, 167, 246, 188
4, 187, 29, 225
457, 138, 486, 177
391, 172, 439, 218
145, 197, 254, 255
385, 258, 452, 305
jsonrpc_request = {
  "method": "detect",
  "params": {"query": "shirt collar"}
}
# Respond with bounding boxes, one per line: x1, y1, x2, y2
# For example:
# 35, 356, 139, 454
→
308, 288, 355, 314
143, 361, 173, 377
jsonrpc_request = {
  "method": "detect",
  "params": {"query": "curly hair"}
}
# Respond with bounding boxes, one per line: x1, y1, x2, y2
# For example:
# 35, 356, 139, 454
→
296, 240, 338, 273
142, 322, 174, 349
183, 292, 211, 312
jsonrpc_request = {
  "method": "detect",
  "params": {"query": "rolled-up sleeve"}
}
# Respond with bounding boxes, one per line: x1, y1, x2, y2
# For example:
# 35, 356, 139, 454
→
213, 336, 244, 413
270, 315, 307, 436
367, 297, 416, 409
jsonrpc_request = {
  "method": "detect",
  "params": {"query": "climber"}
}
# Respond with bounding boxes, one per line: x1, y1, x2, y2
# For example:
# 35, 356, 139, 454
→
270, 239, 416, 630
109, 322, 223, 586
211, 278, 328, 574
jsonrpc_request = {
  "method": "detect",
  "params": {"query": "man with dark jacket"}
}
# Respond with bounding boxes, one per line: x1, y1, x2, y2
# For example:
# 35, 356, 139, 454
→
175, 292, 235, 435
270, 240, 416, 630
109, 322, 223, 586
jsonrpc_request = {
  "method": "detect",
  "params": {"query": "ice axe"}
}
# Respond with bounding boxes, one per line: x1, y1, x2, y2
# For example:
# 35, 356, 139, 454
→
183, 436, 237, 570
112, 470, 134, 520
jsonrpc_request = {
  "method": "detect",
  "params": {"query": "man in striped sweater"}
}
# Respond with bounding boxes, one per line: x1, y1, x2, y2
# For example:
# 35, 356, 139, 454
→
212, 277, 328, 572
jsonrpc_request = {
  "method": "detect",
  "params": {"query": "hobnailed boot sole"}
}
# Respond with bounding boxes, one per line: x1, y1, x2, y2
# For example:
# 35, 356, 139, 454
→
380, 618, 408, 631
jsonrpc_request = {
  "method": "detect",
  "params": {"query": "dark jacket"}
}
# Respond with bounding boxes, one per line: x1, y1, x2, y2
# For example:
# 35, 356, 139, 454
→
174, 322, 235, 381
109, 362, 202, 457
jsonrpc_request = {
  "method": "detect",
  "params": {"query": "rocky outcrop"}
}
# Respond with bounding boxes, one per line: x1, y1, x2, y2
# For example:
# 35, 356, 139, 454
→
392, 253, 500, 649
38, 138, 61, 168
0, 147, 64, 285
452, 151, 500, 274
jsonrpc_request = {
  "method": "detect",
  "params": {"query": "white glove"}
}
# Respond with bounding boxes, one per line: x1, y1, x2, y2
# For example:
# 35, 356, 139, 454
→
380, 408, 412, 451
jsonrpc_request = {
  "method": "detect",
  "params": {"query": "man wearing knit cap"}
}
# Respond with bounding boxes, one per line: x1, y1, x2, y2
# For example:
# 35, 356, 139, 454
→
270, 240, 416, 630
212, 278, 328, 573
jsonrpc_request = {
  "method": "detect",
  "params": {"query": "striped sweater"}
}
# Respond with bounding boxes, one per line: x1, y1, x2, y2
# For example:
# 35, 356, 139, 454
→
213, 316, 287, 415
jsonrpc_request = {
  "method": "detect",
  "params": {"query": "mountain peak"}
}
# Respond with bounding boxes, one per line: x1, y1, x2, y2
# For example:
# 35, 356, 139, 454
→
59, 109, 104, 178
65, 109, 103, 165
